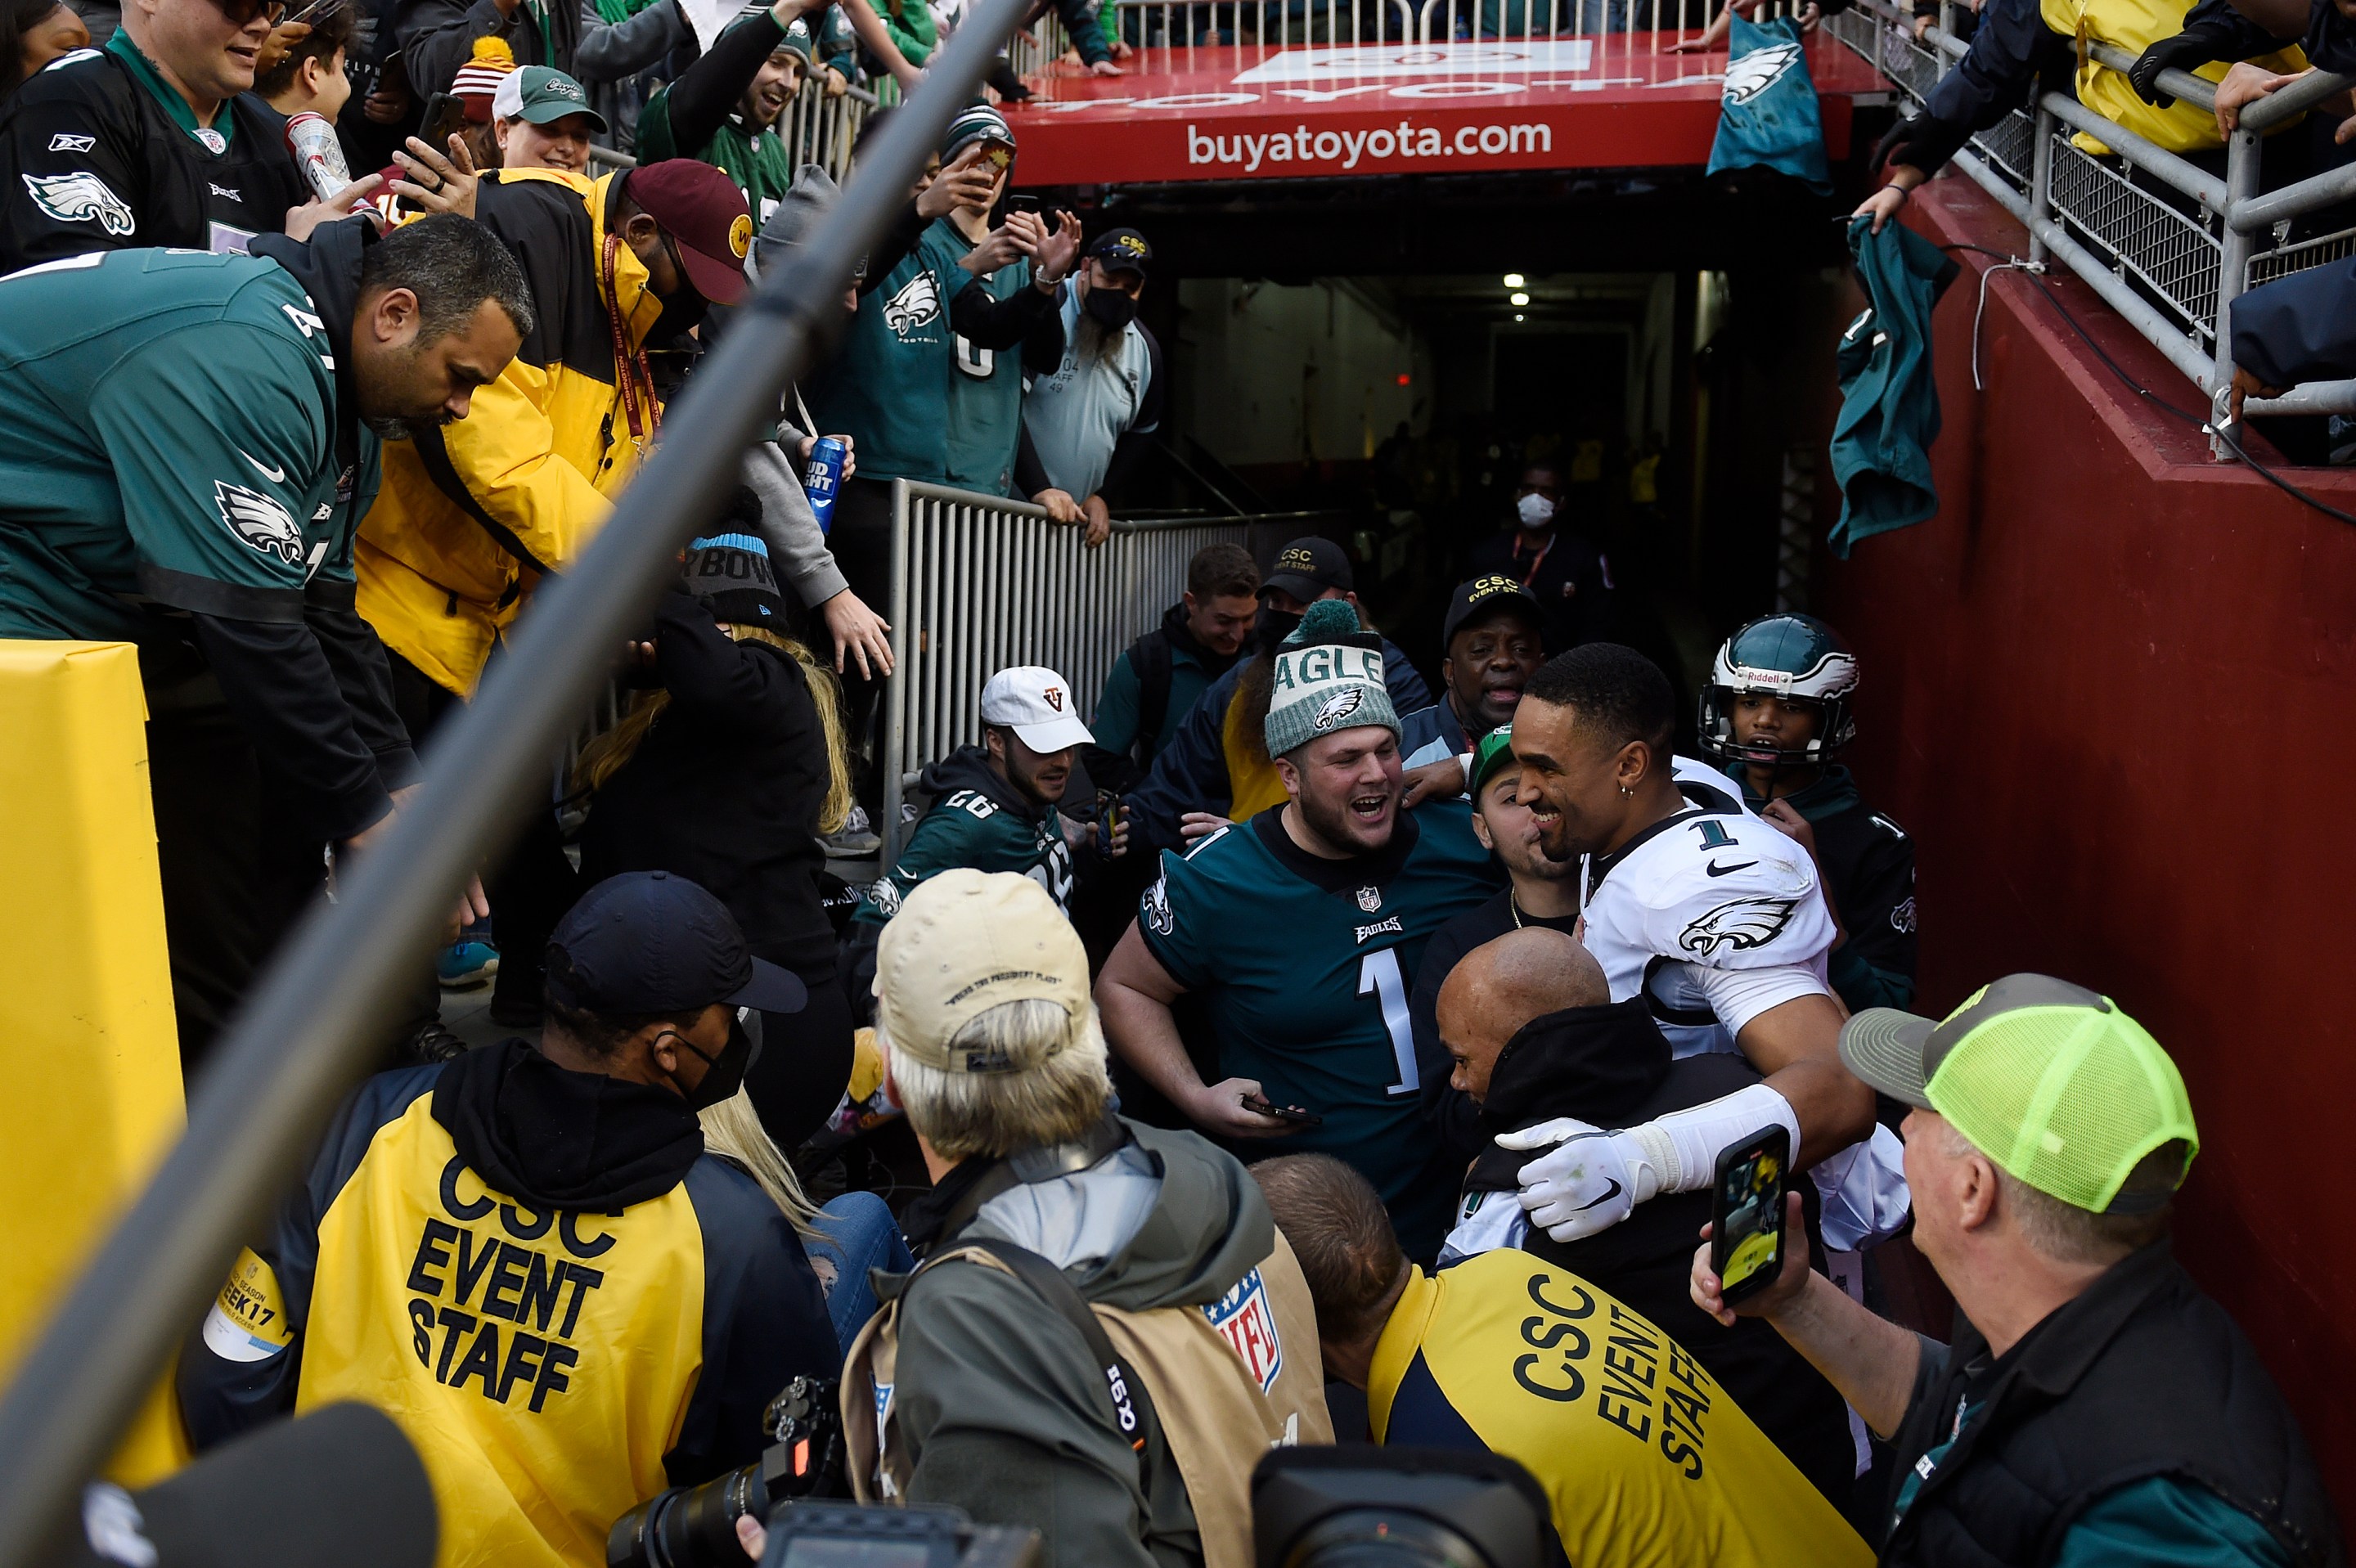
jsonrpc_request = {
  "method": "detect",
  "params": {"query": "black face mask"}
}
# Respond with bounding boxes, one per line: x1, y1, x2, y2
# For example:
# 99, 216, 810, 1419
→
663, 1010, 762, 1111
1084, 285, 1139, 330
1256, 607, 1302, 657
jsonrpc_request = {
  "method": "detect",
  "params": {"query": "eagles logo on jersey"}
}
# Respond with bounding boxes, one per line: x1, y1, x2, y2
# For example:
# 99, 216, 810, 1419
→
882, 272, 942, 338
213, 481, 306, 565
21, 170, 135, 236
1143, 869, 1174, 935
1679, 894, 1800, 959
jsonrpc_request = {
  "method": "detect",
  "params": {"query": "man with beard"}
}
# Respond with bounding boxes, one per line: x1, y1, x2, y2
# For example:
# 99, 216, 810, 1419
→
1126, 535, 1433, 854
1401, 574, 1545, 773
0, 217, 530, 1067
843, 665, 1128, 1008
1096, 599, 1497, 1260
1407, 727, 1580, 1165
1017, 227, 1162, 546
1493, 643, 1901, 1264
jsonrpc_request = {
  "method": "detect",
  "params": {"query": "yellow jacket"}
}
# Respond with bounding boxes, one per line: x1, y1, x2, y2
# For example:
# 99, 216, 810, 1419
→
357, 168, 663, 695
2044, 0, 2304, 153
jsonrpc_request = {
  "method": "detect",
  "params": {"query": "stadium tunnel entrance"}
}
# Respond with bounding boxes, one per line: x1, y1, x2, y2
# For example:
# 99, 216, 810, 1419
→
1005, 31, 1904, 699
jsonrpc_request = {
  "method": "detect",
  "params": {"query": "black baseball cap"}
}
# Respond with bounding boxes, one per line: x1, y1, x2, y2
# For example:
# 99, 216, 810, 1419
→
1442, 573, 1544, 649
1089, 227, 1152, 278
1261, 535, 1353, 601
546, 871, 807, 1016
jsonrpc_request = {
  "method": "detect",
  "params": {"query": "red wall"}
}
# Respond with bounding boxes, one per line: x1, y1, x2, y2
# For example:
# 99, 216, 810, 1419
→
1820, 177, 2356, 1510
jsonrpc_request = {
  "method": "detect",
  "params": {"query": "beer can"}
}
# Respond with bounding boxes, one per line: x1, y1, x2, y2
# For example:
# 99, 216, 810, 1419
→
805, 436, 847, 535
283, 111, 358, 206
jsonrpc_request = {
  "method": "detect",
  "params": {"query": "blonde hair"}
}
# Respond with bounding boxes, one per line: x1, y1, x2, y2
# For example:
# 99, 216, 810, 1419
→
699, 1088, 822, 1240
574, 623, 852, 833
885, 999, 1113, 1162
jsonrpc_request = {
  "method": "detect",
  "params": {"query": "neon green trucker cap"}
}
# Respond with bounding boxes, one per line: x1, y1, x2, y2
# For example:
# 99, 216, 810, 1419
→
1839, 974, 2199, 1215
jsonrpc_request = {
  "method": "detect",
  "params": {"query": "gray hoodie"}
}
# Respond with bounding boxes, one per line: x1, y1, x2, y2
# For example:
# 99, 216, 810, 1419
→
879, 1120, 1275, 1568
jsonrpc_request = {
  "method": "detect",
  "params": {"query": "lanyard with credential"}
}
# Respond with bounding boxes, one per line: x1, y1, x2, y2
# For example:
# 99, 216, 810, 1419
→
601, 232, 659, 452
1514, 532, 1553, 589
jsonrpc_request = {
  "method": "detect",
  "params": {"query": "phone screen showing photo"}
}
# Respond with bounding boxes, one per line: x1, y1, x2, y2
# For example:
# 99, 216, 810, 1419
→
1711, 1132, 1789, 1304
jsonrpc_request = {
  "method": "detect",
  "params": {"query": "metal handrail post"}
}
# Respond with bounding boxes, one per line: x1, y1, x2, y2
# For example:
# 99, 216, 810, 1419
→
0, 0, 1038, 1555
2212, 120, 2263, 456
2027, 101, 2054, 268
882, 478, 914, 869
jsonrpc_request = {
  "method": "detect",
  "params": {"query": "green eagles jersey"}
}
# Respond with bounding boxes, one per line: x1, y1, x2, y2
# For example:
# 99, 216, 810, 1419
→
634, 90, 796, 226
942, 221, 1028, 498
804, 222, 966, 484
0, 248, 379, 643
853, 784, 1072, 926
1140, 803, 1498, 1257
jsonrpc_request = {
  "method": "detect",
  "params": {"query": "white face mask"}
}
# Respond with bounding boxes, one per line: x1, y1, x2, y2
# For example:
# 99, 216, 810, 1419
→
1517, 492, 1557, 529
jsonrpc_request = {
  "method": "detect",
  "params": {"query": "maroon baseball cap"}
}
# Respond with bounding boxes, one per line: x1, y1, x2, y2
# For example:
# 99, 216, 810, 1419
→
623, 159, 753, 306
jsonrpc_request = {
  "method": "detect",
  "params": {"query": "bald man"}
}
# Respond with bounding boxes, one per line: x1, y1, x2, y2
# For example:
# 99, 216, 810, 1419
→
1437, 928, 1857, 1506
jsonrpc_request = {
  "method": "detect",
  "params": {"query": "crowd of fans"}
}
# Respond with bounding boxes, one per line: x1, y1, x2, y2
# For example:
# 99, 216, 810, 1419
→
0, 0, 2346, 1561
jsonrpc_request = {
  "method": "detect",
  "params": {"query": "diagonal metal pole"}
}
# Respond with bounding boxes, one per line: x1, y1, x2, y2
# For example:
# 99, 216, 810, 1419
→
0, 0, 1031, 1555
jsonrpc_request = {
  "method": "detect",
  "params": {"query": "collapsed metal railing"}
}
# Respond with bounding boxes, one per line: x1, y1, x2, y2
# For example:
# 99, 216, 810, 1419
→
1824, 0, 2356, 436
0, 0, 1036, 1557
876, 484, 1318, 863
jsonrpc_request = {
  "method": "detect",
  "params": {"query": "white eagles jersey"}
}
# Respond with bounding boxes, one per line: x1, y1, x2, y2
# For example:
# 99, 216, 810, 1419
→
1577, 757, 1838, 1058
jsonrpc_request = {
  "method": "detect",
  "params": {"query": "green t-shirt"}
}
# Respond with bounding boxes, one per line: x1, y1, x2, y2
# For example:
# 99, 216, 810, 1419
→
941, 220, 1028, 498
804, 222, 966, 483
634, 88, 797, 227
853, 780, 1072, 927
1140, 802, 1498, 1257
0, 248, 379, 643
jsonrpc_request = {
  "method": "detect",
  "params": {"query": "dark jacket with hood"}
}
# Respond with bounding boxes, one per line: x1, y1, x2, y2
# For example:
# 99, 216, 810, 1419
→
1087, 600, 1247, 788
1730, 762, 1917, 1013
177, 1040, 834, 1562
580, 579, 836, 977
879, 1118, 1280, 1568
1450, 999, 1858, 1505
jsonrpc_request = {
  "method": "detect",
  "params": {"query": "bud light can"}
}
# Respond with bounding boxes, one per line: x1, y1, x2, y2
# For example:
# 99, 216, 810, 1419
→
805, 437, 847, 535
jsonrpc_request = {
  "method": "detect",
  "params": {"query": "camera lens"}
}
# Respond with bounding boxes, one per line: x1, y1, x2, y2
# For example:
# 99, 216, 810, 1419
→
1282, 1508, 1496, 1568
606, 1465, 763, 1568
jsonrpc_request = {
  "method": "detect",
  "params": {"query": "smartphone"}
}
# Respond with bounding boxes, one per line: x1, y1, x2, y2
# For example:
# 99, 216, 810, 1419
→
1708, 1125, 1792, 1306
1005, 193, 1041, 215
417, 91, 469, 152
1242, 1095, 1322, 1125
977, 137, 1015, 172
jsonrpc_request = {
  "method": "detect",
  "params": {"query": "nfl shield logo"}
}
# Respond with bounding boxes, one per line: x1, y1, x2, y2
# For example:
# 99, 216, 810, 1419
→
1356, 887, 1381, 914
1203, 1268, 1284, 1394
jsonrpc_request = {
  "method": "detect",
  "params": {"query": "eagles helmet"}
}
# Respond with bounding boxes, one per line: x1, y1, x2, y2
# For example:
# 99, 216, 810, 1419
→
1699, 613, 1859, 768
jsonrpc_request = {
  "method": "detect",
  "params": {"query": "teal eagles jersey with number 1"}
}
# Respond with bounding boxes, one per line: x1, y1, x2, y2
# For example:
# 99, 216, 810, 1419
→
1140, 802, 1499, 1258
0, 248, 377, 644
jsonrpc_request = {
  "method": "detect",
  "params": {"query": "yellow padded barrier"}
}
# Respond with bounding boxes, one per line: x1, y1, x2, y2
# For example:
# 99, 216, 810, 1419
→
0, 640, 190, 1483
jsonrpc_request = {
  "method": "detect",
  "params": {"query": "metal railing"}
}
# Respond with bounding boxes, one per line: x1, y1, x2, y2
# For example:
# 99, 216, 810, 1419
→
1823, 0, 2356, 438
0, 0, 1038, 1554
1007, 0, 1806, 68
587, 78, 879, 180
876, 483, 1314, 862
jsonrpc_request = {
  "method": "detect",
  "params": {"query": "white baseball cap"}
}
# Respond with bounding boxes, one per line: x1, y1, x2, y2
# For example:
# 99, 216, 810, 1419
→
982, 665, 1093, 753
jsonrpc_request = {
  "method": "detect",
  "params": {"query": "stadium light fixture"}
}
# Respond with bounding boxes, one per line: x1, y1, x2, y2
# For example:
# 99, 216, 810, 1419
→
1503, 272, 1526, 288
1509, 291, 1531, 307
1514, 312, 1526, 321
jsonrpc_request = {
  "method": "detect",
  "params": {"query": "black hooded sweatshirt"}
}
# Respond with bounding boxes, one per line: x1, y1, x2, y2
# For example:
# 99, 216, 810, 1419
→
1459, 999, 1859, 1505
580, 582, 837, 977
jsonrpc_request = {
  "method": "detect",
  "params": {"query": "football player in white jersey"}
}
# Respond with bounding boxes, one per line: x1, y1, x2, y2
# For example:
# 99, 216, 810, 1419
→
1495, 644, 1895, 1247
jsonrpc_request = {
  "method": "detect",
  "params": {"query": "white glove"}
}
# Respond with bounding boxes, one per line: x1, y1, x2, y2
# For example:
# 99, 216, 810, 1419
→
1495, 1118, 1663, 1242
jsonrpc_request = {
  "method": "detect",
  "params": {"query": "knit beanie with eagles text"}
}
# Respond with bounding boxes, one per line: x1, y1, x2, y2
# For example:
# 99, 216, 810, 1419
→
1263, 598, 1402, 759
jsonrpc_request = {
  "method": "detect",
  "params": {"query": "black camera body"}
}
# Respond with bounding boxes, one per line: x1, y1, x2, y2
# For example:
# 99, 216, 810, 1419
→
1251, 1446, 1555, 1568
607, 1375, 848, 1568
753, 1503, 1038, 1567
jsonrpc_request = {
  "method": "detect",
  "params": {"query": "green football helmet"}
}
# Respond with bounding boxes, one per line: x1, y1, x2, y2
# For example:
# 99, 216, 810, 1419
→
1699, 613, 1859, 768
